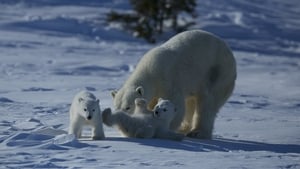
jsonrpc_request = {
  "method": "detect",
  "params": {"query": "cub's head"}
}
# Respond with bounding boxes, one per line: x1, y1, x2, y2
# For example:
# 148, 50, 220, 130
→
153, 98, 176, 121
77, 97, 100, 121
111, 86, 144, 114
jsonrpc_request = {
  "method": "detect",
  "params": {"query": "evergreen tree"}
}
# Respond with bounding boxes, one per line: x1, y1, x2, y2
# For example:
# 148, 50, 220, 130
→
107, 0, 197, 43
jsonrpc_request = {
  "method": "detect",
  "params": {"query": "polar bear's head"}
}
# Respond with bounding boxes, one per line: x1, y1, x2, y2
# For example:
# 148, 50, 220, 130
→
153, 98, 176, 121
111, 86, 144, 114
77, 97, 100, 121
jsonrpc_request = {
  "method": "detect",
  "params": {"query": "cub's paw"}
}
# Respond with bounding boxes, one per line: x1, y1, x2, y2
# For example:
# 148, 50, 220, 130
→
102, 108, 113, 126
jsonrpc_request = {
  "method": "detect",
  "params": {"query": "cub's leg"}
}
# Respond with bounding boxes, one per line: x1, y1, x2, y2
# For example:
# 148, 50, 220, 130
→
135, 125, 155, 138
69, 119, 83, 138
92, 128, 105, 140
91, 121, 105, 140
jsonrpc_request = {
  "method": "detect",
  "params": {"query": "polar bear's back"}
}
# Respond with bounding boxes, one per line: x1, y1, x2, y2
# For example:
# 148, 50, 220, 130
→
133, 30, 236, 91
162, 30, 220, 50
160, 30, 232, 64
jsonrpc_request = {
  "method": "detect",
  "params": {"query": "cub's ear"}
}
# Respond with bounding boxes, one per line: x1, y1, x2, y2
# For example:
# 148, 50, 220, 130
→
158, 98, 163, 102
136, 86, 144, 96
78, 97, 84, 102
111, 90, 117, 98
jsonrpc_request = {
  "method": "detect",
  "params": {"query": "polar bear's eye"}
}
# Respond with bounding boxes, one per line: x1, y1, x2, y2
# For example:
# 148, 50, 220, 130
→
163, 108, 167, 112
92, 109, 95, 112
125, 107, 130, 111
84, 108, 87, 112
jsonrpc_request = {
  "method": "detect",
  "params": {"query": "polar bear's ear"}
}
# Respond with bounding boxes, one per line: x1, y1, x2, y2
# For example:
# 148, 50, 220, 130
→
111, 90, 117, 98
96, 99, 100, 104
136, 86, 144, 96
78, 97, 84, 102
158, 98, 163, 102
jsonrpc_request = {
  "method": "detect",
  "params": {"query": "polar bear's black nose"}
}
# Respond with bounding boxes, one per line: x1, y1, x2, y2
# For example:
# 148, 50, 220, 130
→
154, 111, 159, 117
87, 116, 92, 120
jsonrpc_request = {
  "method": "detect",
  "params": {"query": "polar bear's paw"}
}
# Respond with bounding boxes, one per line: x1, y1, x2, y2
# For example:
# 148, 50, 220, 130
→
167, 132, 185, 141
92, 135, 105, 140
186, 130, 212, 139
102, 108, 113, 126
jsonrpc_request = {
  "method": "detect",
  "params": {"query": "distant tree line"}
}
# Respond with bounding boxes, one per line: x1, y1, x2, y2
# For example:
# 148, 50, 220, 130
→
107, 0, 197, 43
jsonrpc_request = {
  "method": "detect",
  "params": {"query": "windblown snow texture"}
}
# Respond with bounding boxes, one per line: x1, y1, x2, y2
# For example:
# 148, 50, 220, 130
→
0, 0, 299, 168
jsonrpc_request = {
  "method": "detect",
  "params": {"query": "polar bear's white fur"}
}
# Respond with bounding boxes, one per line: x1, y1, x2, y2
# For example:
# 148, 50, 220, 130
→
102, 98, 184, 141
68, 91, 105, 140
111, 30, 236, 139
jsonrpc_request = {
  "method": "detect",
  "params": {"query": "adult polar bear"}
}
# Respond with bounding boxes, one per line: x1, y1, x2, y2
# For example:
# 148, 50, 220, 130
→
112, 30, 236, 139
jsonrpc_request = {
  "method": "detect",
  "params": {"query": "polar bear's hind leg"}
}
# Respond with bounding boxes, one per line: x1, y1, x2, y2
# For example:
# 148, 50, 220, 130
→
188, 64, 235, 139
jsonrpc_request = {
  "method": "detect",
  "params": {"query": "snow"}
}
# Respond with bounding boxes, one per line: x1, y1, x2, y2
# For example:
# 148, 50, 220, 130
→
0, 0, 299, 168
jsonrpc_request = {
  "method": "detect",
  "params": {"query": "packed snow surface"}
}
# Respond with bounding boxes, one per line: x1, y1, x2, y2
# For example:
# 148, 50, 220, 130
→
0, 0, 299, 168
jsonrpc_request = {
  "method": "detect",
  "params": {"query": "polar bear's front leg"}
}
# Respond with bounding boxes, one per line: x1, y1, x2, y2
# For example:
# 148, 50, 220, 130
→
179, 98, 196, 133
168, 94, 185, 131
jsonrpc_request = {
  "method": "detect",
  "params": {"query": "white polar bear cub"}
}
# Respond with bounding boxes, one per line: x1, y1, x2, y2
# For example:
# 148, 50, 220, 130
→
69, 91, 105, 140
102, 98, 184, 141
112, 30, 237, 139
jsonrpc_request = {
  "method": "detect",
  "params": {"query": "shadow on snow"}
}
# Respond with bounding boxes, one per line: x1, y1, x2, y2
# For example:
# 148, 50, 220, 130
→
106, 137, 300, 154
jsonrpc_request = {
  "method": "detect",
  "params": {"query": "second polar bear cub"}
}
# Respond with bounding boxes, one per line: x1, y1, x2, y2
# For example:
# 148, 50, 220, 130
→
69, 90, 105, 140
102, 98, 184, 141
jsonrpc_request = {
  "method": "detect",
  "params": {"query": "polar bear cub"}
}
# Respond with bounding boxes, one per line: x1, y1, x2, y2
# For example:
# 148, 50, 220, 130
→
102, 98, 184, 141
68, 91, 105, 140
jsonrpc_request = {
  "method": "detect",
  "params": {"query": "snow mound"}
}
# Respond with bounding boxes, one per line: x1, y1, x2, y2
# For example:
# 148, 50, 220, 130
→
50, 134, 92, 149
2, 127, 93, 150
22, 87, 54, 92
0, 97, 14, 103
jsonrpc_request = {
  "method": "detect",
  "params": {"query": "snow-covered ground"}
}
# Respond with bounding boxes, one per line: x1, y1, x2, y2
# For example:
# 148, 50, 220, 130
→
0, 0, 299, 168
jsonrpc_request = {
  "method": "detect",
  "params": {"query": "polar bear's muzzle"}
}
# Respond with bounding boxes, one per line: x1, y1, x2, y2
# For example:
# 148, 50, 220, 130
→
87, 115, 92, 120
154, 110, 160, 118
